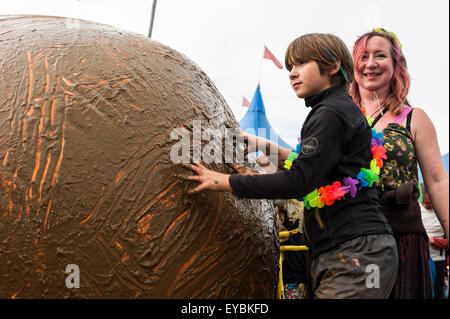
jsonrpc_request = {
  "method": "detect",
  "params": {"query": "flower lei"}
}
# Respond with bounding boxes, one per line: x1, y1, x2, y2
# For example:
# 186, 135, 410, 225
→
283, 109, 386, 209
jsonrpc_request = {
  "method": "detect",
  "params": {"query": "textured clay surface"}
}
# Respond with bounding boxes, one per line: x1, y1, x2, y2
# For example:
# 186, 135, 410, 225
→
0, 15, 278, 298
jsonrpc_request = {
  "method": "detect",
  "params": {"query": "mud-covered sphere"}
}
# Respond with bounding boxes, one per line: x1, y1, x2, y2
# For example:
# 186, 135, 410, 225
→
0, 15, 279, 298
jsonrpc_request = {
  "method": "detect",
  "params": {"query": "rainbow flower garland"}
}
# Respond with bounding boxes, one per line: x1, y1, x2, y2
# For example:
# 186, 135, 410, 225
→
284, 111, 386, 209
284, 137, 301, 170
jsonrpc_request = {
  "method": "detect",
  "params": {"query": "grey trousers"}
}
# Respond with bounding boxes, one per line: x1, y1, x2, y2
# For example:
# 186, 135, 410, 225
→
311, 233, 398, 299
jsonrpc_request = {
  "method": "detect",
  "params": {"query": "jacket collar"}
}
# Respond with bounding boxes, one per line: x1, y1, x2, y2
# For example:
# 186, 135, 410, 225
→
304, 86, 346, 108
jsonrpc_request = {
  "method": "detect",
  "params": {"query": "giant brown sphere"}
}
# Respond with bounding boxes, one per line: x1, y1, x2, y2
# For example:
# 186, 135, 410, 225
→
0, 15, 278, 298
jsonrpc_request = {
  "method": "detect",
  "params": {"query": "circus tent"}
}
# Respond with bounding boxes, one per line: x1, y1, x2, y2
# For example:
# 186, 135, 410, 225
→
239, 85, 293, 150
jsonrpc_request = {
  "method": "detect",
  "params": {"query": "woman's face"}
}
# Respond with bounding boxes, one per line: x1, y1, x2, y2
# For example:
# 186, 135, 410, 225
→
354, 36, 395, 93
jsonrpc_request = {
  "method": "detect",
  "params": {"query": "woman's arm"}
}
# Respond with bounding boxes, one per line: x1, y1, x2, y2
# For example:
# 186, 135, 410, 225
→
411, 108, 449, 239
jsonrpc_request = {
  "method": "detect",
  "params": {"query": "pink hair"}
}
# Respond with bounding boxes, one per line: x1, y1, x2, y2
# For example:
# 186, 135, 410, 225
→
350, 31, 411, 115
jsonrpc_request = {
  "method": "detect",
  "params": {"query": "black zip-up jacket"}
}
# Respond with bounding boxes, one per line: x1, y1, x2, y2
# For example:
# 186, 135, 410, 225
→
230, 86, 392, 257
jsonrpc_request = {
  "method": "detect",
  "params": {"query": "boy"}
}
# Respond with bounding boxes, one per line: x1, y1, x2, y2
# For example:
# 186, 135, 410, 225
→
180, 33, 397, 298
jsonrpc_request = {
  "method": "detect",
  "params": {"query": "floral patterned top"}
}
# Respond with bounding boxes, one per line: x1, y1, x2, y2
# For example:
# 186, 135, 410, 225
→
376, 122, 418, 194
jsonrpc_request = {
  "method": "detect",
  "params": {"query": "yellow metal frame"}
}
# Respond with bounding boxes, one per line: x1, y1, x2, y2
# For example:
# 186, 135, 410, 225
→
277, 229, 308, 299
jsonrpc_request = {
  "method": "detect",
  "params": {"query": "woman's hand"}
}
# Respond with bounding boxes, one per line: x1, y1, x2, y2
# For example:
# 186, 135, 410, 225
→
412, 108, 449, 239
179, 163, 232, 194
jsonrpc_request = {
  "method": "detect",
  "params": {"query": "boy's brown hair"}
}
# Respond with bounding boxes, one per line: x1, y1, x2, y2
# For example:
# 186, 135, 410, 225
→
285, 33, 354, 91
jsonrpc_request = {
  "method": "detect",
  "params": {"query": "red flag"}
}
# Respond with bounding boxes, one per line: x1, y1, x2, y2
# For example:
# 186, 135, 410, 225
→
242, 96, 250, 107
264, 46, 283, 69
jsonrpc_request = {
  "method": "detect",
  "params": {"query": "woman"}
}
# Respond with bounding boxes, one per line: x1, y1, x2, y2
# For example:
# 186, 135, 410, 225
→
350, 28, 449, 298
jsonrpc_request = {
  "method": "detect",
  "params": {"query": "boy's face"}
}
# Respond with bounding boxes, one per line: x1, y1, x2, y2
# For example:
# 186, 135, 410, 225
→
289, 60, 332, 98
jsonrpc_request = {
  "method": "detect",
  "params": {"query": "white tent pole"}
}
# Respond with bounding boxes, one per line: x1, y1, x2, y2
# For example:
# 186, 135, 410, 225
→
257, 43, 264, 86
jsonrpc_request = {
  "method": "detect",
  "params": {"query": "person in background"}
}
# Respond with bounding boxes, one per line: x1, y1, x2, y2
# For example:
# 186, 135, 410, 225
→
274, 199, 310, 299
421, 183, 448, 299
350, 28, 449, 298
